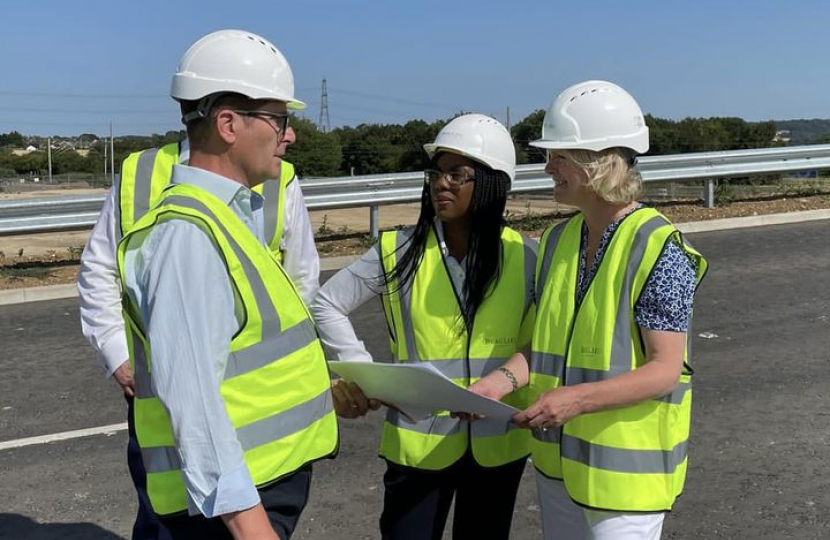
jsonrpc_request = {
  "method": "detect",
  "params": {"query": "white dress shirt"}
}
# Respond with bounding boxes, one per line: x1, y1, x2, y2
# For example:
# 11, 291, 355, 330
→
121, 164, 265, 517
78, 140, 319, 377
311, 219, 466, 363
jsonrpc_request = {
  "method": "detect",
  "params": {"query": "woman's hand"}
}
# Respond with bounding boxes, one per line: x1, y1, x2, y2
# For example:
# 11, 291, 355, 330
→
512, 385, 585, 430
331, 379, 380, 419
452, 373, 515, 422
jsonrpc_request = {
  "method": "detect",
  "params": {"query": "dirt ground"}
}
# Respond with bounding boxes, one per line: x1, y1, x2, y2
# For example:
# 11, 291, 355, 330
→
1, 191, 830, 290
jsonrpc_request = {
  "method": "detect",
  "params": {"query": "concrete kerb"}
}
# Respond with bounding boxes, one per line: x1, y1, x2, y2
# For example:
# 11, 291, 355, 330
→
0, 283, 79, 306
2, 208, 829, 307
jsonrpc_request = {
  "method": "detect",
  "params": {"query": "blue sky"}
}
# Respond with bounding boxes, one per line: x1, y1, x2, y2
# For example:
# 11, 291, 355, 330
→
1, 0, 828, 136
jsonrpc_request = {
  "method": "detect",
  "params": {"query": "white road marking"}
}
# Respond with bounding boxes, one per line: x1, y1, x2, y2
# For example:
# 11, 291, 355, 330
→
0, 422, 127, 451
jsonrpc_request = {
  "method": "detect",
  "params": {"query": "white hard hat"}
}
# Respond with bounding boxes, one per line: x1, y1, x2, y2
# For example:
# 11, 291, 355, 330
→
171, 29, 306, 114
530, 80, 649, 154
424, 114, 517, 182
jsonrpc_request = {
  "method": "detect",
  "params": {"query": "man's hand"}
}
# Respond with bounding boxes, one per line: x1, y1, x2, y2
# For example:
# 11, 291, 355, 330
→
112, 361, 135, 397
331, 379, 379, 419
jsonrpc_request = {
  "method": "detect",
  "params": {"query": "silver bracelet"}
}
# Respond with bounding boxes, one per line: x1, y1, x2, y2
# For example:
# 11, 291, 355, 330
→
497, 367, 519, 392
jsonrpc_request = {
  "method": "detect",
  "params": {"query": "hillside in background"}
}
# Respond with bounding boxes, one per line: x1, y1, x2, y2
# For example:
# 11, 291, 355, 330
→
773, 119, 830, 145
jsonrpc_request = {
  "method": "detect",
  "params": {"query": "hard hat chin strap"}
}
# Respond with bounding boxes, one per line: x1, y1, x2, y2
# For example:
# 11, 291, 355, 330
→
181, 93, 223, 125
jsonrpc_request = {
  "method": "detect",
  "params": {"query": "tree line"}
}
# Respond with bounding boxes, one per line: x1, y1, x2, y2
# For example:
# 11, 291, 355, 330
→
0, 113, 779, 181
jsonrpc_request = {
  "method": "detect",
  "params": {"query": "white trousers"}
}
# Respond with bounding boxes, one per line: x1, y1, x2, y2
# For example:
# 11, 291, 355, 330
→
535, 471, 665, 540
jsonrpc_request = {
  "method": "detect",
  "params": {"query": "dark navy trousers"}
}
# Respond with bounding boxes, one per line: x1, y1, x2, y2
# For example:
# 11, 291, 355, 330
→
380, 451, 527, 540
126, 394, 172, 540
125, 395, 311, 539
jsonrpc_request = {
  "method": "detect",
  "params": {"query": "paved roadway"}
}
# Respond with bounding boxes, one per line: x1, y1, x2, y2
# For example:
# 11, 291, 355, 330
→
1, 221, 829, 539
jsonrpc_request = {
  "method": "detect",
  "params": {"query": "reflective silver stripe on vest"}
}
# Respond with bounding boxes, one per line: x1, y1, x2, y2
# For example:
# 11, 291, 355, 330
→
561, 434, 688, 474
141, 388, 333, 475
225, 319, 317, 380
531, 219, 572, 378
142, 445, 181, 474
654, 381, 690, 405
385, 410, 462, 437
535, 220, 569, 305
114, 179, 124, 243
260, 178, 281, 248
566, 215, 668, 385
131, 331, 155, 400
529, 351, 566, 379
236, 387, 333, 450
162, 196, 282, 337
392, 229, 421, 363
132, 148, 160, 231
132, 313, 316, 394
522, 234, 538, 319
392, 357, 510, 380
133, 194, 315, 393
686, 322, 693, 366
682, 235, 699, 369
471, 418, 525, 438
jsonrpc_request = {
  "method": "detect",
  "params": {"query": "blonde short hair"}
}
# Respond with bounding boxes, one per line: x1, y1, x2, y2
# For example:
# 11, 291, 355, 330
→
556, 148, 642, 204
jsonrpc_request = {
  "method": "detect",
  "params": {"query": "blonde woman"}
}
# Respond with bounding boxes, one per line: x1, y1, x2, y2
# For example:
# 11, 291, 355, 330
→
470, 81, 708, 539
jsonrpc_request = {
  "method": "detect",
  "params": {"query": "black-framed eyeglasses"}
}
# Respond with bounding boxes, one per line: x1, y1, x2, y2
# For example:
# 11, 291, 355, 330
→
424, 168, 475, 188
233, 110, 290, 135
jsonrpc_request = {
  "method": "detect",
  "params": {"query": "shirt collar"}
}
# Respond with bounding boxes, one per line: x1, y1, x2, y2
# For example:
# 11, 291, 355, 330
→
170, 164, 256, 206
179, 138, 190, 165
432, 217, 449, 257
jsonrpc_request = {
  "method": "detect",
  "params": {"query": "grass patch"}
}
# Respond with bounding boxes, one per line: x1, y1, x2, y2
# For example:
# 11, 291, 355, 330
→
0, 266, 54, 280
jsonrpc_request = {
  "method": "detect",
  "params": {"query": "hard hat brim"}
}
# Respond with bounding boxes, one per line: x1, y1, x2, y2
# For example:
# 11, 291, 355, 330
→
529, 135, 648, 155
422, 144, 515, 183
171, 74, 307, 110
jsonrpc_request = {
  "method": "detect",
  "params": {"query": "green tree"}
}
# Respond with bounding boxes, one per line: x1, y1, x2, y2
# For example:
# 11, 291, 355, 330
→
285, 116, 342, 177
393, 119, 447, 172
336, 124, 404, 175
51, 150, 88, 175
511, 109, 545, 164
0, 131, 25, 148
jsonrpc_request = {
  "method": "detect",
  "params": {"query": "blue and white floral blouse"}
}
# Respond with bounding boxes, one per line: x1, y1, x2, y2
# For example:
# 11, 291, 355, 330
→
575, 205, 698, 332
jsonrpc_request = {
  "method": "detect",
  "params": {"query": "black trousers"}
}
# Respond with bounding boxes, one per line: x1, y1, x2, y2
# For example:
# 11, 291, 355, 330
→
157, 466, 312, 540
380, 451, 527, 540
126, 395, 311, 540
126, 394, 172, 540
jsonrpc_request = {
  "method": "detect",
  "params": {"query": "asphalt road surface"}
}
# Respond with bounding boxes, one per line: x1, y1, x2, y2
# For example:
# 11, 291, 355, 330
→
1, 220, 829, 540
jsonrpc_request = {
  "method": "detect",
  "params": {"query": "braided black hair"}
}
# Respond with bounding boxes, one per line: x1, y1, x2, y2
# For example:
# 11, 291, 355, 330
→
385, 155, 510, 332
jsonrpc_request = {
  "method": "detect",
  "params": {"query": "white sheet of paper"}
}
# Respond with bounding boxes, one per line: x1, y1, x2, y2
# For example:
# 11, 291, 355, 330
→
328, 361, 519, 422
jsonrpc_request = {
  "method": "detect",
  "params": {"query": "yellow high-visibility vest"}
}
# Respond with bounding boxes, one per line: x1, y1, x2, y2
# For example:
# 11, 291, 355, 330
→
378, 225, 536, 470
117, 142, 295, 261
117, 182, 338, 516
529, 207, 707, 512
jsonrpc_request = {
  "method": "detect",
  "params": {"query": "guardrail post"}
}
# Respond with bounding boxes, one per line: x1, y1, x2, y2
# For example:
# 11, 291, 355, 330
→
369, 205, 379, 241
703, 179, 716, 208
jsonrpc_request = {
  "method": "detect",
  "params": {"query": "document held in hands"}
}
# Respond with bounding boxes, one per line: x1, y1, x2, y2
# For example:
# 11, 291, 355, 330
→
328, 360, 519, 422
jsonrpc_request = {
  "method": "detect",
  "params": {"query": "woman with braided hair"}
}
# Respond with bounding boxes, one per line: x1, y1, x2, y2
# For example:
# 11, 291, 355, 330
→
311, 113, 537, 539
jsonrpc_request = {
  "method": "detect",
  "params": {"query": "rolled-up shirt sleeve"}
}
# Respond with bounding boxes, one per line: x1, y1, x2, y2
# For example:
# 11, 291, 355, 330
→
124, 219, 259, 517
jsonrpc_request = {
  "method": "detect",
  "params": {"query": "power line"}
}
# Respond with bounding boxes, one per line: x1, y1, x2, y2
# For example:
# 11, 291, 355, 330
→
0, 107, 173, 115
328, 86, 463, 112
0, 89, 167, 99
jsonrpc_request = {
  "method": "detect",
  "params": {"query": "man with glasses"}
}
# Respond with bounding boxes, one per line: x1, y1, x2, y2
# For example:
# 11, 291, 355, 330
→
79, 30, 337, 540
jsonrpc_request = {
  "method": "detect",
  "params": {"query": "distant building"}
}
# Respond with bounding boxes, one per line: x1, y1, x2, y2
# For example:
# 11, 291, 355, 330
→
773, 130, 791, 144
